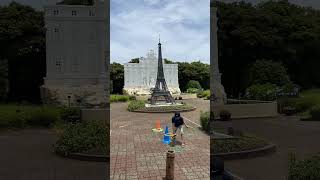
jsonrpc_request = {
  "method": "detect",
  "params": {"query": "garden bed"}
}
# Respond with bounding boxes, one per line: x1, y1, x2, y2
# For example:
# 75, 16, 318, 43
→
211, 134, 276, 160
53, 121, 108, 162
127, 100, 196, 113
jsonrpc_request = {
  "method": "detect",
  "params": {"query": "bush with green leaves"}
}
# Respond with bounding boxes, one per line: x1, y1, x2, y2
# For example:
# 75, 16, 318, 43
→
53, 121, 108, 156
310, 106, 320, 120
245, 83, 278, 101
25, 109, 58, 127
186, 80, 202, 90
127, 100, 145, 112
186, 88, 199, 94
249, 59, 290, 86
200, 111, 210, 133
278, 97, 316, 113
288, 153, 320, 180
59, 107, 81, 123
0, 105, 59, 129
110, 94, 131, 102
197, 90, 210, 98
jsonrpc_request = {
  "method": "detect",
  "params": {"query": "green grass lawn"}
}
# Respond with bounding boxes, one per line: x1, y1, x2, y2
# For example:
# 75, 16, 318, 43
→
0, 104, 62, 129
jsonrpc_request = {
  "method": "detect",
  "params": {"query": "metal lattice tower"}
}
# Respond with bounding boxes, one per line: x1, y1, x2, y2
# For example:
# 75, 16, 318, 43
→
150, 39, 175, 105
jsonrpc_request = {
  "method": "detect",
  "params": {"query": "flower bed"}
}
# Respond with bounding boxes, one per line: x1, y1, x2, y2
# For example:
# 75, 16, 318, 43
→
53, 121, 108, 157
211, 134, 269, 154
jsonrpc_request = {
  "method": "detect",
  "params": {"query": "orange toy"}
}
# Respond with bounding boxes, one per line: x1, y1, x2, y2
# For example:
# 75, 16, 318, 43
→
156, 119, 161, 129
152, 119, 163, 132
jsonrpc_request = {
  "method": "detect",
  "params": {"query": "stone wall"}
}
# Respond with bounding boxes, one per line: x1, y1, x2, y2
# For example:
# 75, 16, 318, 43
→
40, 85, 108, 108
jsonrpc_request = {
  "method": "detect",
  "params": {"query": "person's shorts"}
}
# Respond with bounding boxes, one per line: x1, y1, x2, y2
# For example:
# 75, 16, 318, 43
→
174, 125, 184, 135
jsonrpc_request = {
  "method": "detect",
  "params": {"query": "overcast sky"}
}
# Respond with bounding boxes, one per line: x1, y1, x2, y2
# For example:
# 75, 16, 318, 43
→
110, 0, 210, 64
1, 0, 320, 64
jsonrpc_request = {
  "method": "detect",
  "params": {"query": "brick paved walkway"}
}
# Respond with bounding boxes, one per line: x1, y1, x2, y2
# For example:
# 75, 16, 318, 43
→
110, 99, 210, 180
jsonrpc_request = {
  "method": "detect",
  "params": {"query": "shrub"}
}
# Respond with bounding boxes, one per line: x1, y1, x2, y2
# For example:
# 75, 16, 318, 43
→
129, 95, 136, 101
0, 111, 25, 128
127, 100, 145, 112
26, 109, 58, 127
197, 90, 210, 98
187, 80, 202, 90
187, 88, 199, 94
282, 106, 297, 116
249, 59, 290, 86
294, 98, 316, 112
0, 105, 60, 129
110, 94, 135, 102
288, 153, 320, 180
200, 111, 210, 133
60, 107, 81, 123
110, 95, 130, 102
310, 106, 320, 120
53, 121, 108, 156
245, 83, 278, 101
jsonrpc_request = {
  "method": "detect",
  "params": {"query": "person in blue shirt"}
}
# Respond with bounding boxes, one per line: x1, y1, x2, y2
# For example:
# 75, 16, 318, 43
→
172, 112, 189, 146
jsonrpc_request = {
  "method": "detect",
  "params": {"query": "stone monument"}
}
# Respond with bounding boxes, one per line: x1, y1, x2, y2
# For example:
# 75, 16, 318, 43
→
210, 6, 227, 106
150, 40, 175, 105
41, 0, 109, 107
123, 49, 180, 96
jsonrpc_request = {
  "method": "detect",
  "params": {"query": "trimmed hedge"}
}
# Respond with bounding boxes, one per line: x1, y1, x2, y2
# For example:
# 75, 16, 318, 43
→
111, 94, 136, 102
53, 121, 108, 156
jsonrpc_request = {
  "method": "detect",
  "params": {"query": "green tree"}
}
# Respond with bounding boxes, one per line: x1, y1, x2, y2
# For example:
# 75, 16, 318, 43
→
249, 59, 290, 86
129, 58, 139, 63
214, 0, 320, 96
0, 2, 45, 103
57, 0, 93, 5
178, 61, 209, 92
110, 62, 124, 94
186, 80, 202, 90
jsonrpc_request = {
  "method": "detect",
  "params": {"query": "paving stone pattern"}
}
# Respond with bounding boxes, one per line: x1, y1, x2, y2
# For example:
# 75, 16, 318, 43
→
110, 99, 210, 180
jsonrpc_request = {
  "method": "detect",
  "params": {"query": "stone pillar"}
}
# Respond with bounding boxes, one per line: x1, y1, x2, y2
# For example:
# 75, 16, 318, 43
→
210, 6, 226, 106
166, 150, 175, 180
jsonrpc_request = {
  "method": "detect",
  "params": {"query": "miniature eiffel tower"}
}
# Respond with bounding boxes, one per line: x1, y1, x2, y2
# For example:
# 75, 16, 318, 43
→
150, 38, 175, 105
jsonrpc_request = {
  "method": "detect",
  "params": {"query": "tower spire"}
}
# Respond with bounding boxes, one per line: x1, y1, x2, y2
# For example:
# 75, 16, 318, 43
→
150, 39, 175, 105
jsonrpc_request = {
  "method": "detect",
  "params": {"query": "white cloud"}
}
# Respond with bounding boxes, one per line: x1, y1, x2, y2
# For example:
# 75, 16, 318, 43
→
110, 0, 210, 64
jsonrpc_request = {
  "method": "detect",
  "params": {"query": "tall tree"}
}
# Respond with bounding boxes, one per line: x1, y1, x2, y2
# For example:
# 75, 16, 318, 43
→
0, 2, 45, 103
110, 62, 124, 94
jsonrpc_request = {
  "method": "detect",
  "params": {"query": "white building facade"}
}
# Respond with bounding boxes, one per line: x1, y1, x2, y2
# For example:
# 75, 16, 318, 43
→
123, 50, 181, 95
41, 0, 109, 107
